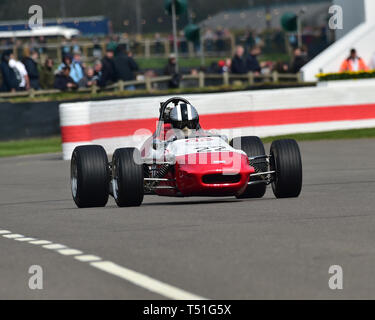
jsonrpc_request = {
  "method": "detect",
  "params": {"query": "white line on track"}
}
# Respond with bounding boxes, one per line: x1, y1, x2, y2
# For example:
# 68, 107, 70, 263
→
0, 229, 207, 300
3, 234, 24, 239
75, 255, 101, 262
91, 261, 205, 300
29, 240, 52, 245
43, 244, 66, 250
58, 249, 83, 256
15, 237, 36, 242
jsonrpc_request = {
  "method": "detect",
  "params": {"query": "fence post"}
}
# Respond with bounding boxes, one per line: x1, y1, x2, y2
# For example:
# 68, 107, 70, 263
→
29, 88, 35, 98
272, 71, 279, 83
248, 72, 254, 86
13, 44, 18, 59
82, 44, 89, 60
164, 39, 170, 58
145, 76, 152, 92
297, 72, 303, 83
188, 42, 194, 58
91, 85, 98, 94
223, 72, 229, 86
118, 80, 125, 91
198, 72, 205, 88
56, 44, 62, 66
145, 39, 151, 58
229, 33, 236, 56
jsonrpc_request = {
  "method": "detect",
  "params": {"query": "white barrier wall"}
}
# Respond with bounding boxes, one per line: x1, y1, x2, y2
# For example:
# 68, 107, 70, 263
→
60, 85, 375, 160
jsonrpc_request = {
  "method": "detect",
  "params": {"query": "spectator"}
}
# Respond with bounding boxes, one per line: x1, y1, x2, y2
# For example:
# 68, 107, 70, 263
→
58, 54, 83, 84
163, 54, 181, 89
371, 52, 375, 70
244, 30, 255, 51
215, 27, 225, 52
58, 54, 72, 71
38, 36, 47, 56
98, 46, 116, 87
71, 37, 81, 54
92, 38, 103, 59
0, 50, 18, 92
155, 33, 163, 54
78, 67, 99, 88
211, 59, 231, 74
71, 51, 85, 83
93, 60, 103, 79
246, 47, 261, 74
9, 52, 29, 91
231, 46, 247, 74
340, 49, 369, 72
40, 58, 55, 89
54, 66, 78, 91
204, 29, 215, 52
22, 50, 40, 89
275, 61, 290, 74
291, 47, 307, 74
61, 39, 71, 57
114, 45, 139, 82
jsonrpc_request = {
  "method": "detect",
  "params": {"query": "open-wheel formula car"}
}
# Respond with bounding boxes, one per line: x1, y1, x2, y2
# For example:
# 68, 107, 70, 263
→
70, 97, 302, 208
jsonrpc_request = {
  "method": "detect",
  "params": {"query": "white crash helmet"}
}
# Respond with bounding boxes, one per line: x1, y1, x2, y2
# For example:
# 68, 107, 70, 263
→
169, 102, 200, 133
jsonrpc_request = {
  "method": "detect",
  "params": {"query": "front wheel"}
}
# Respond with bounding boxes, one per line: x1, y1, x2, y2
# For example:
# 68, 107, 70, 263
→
71, 145, 110, 208
112, 148, 144, 207
270, 139, 302, 198
231, 136, 267, 199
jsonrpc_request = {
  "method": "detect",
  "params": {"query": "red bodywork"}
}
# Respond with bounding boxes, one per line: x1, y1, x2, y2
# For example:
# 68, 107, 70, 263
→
155, 151, 254, 197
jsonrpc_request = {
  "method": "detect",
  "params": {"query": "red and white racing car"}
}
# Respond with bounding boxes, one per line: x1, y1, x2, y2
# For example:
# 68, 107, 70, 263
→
71, 97, 302, 208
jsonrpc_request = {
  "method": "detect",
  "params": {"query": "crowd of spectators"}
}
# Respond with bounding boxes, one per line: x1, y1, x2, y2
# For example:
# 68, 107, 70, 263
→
0, 42, 139, 93
0, 31, 316, 93
205, 45, 308, 77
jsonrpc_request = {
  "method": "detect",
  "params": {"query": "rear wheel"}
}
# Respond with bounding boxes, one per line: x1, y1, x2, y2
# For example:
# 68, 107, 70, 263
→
270, 139, 302, 198
71, 145, 110, 208
112, 148, 144, 207
231, 136, 267, 199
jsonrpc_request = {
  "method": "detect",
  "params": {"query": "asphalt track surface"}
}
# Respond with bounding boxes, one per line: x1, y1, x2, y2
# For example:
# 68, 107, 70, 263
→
1, 139, 375, 300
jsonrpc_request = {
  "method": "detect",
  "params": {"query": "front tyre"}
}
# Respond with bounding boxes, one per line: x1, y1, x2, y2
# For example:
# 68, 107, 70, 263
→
71, 145, 110, 208
231, 136, 267, 199
270, 139, 302, 198
112, 148, 144, 207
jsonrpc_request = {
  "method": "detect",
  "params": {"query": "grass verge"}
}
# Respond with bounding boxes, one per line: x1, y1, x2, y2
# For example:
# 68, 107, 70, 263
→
261, 127, 375, 143
135, 54, 290, 70
0, 128, 375, 158
0, 137, 62, 158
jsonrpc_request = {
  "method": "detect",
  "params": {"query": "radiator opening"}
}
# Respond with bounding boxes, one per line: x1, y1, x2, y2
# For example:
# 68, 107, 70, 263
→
202, 174, 241, 184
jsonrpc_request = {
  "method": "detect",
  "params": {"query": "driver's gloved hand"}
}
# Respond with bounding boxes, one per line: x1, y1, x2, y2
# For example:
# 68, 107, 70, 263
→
152, 138, 164, 151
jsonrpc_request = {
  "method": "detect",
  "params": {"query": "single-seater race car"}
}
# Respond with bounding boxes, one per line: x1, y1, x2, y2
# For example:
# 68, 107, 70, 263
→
71, 97, 302, 208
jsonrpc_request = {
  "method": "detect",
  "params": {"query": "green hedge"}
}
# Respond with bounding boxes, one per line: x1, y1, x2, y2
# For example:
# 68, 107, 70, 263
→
317, 70, 375, 81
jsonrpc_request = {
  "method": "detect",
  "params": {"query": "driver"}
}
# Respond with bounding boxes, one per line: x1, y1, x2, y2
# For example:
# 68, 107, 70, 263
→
169, 102, 200, 138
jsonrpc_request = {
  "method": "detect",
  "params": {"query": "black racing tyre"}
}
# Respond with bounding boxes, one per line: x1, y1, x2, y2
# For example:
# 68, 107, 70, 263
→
71, 145, 110, 208
230, 136, 267, 199
112, 148, 144, 207
270, 139, 302, 198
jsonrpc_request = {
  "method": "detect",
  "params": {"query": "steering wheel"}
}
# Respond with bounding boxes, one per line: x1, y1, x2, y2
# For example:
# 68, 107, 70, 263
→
153, 97, 192, 138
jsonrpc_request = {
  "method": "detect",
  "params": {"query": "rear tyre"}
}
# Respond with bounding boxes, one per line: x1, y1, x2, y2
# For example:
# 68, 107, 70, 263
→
71, 145, 110, 208
231, 136, 267, 199
270, 139, 302, 198
112, 148, 144, 207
